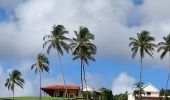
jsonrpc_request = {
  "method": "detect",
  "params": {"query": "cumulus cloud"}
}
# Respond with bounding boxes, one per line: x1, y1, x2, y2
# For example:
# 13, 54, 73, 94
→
0, 62, 73, 97
0, 0, 135, 59
0, 0, 170, 63
112, 73, 136, 95
85, 72, 103, 90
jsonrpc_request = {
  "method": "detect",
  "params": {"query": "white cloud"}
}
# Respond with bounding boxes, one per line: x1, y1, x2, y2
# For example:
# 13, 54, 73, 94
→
0, 0, 170, 65
0, 61, 73, 97
85, 72, 103, 90
112, 73, 136, 95
0, 0, 136, 59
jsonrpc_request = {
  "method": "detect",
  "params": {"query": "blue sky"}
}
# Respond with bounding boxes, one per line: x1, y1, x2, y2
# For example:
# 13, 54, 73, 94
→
0, 0, 170, 97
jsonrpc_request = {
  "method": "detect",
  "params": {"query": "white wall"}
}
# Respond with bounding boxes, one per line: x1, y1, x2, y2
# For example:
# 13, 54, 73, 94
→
142, 92, 159, 97
128, 93, 135, 100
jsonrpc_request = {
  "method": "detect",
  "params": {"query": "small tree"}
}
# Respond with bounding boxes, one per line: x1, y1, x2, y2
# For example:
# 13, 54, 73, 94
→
133, 82, 145, 99
5, 70, 25, 100
99, 87, 113, 100
31, 53, 49, 100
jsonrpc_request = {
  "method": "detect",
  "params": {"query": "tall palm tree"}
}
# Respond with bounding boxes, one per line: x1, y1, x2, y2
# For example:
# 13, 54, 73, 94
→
43, 25, 71, 99
129, 31, 156, 99
158, 34, 170, 99
5, 69, 25, 100
70, 26, 97, 99
31, 53, 49, 100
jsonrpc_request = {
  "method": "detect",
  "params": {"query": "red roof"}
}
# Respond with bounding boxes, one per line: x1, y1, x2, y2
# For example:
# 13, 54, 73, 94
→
42, 85, 80, 90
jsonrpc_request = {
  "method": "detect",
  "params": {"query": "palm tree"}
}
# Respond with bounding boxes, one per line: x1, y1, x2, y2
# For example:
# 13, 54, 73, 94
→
70, 26, 97, 99
43, 25, 71, 99
31, 53, 49, 100
129, 31, 156, 99
157, 34, 170, 99
133, 82, 144, 99
5, 69, 25, 100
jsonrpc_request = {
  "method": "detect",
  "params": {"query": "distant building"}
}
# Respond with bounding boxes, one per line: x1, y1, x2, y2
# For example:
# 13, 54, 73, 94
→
41, 84, 101, 99
41, 85, 82, 98
128, 83, 160, 100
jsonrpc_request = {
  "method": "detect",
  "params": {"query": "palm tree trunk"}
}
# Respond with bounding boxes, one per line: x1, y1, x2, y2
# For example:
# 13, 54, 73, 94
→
80, 59, 84, 100
139, 56, 143, 100
83, 63, 88, 100
13, 89, 14, 100
40, 71, 42, 100
57, 51, 69, 100
165, 52, 170, 99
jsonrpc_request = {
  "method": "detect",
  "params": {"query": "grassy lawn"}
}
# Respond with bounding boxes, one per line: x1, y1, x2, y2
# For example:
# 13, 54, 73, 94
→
0, 97, 66, 100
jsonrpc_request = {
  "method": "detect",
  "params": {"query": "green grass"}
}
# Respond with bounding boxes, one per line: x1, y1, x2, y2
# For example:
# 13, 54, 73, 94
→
0, 97, 66, 100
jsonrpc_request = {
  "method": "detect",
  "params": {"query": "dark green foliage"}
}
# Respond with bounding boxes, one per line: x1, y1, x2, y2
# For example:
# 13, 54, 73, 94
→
99, 88, 113, 100
157, 34, 170, 59
43, 25, 71, 55
5, 70, 24, 91
31, 53, 49, 73
160, 88, 170, 98
113, 93, 128, 100
133, 82, 145, 98
129, 31, 156, 59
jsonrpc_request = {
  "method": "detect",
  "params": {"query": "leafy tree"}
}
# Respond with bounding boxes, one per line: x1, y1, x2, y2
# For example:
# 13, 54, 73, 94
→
31, 53, 49, 100
113, 93, 128, 100
133, 82, 145, 99
160, 88, 170, 100
100, 87, 113, 100
129, 31, 156, 99
43, 25, 71, 99
70, 26, 97, 99
5, 70, 25, 100
158, 34, 170, 99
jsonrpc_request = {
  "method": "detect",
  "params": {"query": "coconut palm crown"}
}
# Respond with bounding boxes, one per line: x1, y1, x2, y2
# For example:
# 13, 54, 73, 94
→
31, 53, 49, 73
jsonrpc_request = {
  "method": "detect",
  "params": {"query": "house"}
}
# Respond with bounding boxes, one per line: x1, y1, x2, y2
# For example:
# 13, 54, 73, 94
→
41, 85, 82, 98
128, 83, 160, 100
41, 84, 101, 99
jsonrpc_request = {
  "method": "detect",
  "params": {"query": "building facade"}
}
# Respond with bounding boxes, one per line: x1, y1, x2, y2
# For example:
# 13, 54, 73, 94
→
41, 84, 101, 99
128, 83, 160, 100
41, 85, 82, 98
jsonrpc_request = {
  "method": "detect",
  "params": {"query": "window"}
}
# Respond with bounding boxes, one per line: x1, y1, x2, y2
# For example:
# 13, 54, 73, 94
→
70, 95, 73, 98
147, 92, 151, 96
59, 91, 64, 97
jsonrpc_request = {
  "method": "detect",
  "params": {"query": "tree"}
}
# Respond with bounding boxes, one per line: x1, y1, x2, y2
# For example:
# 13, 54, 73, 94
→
133, 82, 145, 99
160, 88, 170, 100
129, 31, 156, 99
100, 87, 113, 100
5, 69, 25, 100
69, 26, 97, 99
43, 25, 71, 99
157, 34, 170, 99
31, 53, 49, 100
